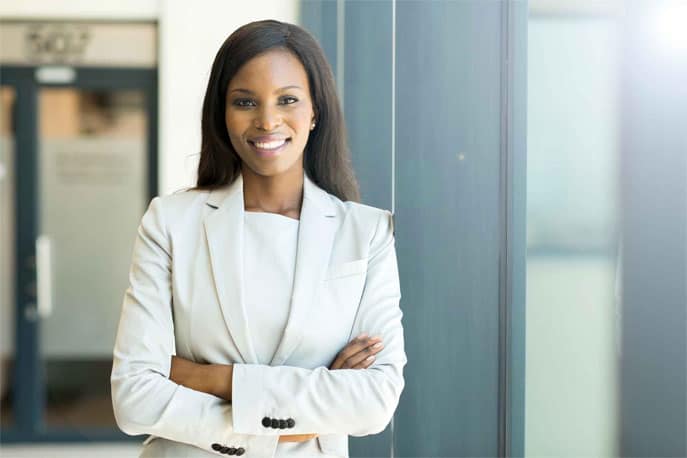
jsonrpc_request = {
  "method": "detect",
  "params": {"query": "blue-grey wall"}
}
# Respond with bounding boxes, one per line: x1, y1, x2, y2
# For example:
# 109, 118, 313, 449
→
301, 1, 526, 456
620, 1, 687, 456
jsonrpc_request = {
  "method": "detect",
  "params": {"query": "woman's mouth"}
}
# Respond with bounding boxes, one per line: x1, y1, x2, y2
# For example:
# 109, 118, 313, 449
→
248, 138, 291, 157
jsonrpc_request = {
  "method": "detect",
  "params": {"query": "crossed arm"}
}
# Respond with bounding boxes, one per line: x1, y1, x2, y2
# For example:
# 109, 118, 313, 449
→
168, 334, 385, 443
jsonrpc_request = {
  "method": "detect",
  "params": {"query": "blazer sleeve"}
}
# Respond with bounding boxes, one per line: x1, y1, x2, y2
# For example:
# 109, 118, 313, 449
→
110, 197, 279, 456
231, 209, 407, 437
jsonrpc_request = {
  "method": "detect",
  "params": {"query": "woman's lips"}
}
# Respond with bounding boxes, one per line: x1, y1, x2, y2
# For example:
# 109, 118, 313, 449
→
248, 138, 291, 157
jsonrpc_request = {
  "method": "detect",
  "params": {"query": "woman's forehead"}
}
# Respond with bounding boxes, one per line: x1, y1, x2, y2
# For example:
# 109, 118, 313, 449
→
229, 49, 309, 91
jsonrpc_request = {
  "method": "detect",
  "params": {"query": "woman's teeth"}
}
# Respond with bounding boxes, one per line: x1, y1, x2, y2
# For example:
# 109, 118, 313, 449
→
254, 139, 286, 150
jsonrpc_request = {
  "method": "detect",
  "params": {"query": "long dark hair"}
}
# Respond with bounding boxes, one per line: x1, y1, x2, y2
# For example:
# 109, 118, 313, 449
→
192, 19, 360, 203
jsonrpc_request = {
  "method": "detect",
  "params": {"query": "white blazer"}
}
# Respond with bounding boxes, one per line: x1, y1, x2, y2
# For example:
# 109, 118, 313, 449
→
110, 169, 407, 458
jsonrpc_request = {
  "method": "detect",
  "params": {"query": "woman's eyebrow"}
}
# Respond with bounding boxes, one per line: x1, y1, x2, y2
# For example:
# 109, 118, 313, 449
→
230, 85, 302, 94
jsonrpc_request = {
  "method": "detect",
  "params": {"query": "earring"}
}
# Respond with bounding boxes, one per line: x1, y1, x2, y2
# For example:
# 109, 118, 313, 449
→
311, 121, 316, 130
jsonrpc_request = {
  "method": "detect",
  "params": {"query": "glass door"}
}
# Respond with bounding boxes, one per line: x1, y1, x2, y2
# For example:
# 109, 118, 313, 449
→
0, 73, 156, 442
37, 87, 148, 429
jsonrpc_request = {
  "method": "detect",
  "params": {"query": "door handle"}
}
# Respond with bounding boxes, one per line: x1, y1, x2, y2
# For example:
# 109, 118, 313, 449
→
35, 234, 53, 319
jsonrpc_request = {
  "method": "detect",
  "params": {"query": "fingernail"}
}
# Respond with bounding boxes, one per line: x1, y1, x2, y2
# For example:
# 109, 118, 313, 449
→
372, 342, 383, 349
366, 355, 375, 361
357, 332, 368, 339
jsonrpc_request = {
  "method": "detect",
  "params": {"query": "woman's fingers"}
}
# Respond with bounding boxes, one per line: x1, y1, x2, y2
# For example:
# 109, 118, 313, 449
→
329, 335, 379, 369
344, 340, 384, 368
278, 433, 318, 443
329, 335, 384, 370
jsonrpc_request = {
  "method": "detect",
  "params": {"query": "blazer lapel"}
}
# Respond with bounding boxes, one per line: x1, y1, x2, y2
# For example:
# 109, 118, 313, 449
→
204, 172, 258, 364
269, 171, 338, 366
203, 168, 338, 367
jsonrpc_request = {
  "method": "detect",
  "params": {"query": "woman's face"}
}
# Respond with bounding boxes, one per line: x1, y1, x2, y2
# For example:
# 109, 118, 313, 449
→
225, 49, 315, 178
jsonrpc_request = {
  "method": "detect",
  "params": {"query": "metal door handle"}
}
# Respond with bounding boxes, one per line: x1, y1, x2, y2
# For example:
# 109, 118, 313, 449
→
36, 235, 53, 318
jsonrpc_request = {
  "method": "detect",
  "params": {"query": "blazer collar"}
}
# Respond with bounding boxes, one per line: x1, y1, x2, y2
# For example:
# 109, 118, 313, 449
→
203, 168, 338, 365
205, 168, 337, 216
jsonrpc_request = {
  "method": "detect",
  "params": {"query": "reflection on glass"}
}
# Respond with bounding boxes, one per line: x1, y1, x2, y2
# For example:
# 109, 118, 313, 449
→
38, 88, 147, 428
0, 86, 16, 430
526, 15, 620, 458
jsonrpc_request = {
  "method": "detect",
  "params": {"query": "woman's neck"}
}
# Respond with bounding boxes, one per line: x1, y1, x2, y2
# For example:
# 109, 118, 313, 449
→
241, 165, 304, 217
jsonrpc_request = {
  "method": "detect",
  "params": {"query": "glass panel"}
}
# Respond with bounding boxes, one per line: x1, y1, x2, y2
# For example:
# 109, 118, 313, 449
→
0, 86, 16, 430
38, 88, 147, 428
526, 12, 620, 458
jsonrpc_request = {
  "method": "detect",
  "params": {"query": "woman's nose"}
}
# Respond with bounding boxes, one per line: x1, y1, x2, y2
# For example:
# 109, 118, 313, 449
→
254, 107, 282, 131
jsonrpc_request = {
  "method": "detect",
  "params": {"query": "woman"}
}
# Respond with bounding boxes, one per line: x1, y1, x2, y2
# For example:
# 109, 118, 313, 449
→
111, 19, 406, 458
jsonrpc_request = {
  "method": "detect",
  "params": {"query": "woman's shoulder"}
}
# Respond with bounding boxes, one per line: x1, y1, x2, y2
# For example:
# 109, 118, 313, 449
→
327, 192, 390, 217
143, 187, 212, 229
331, 199, 395, 244
327, 195, 393, 228
152, 187, 210, 210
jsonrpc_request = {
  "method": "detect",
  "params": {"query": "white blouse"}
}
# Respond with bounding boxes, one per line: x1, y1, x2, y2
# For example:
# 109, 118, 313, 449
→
243, 211, 323, 456
243, 211, 299, 364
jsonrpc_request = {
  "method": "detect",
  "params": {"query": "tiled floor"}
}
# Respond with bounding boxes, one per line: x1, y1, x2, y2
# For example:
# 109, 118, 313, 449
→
0, 443, 140, 457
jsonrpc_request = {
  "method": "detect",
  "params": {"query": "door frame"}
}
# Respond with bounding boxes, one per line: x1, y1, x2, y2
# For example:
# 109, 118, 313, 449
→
1, 65, 157, 443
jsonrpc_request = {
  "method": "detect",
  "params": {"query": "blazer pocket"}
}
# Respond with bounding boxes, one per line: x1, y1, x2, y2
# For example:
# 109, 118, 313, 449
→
324, 258, 368, 281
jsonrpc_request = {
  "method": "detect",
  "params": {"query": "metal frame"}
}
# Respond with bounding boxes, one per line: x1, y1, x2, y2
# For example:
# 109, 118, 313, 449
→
0, 64, 157, 443
498, 1, 528, 457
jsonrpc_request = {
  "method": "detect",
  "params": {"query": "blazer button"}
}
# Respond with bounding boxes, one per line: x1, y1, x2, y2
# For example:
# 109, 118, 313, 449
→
219, 446, 230, 454
226, 447, 236, 455
211, 443, 222, 451
286, 418, 295, 428
278, 419, 286, 429
236, 447, 245, 456
262, 417, 271, 427
270, 418, 279, 428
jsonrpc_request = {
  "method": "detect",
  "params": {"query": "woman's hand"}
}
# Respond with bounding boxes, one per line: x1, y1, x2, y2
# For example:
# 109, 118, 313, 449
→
278, 433, 319, 443
279, 334, 384, 443
329, 333, 384, 370
279, 335, 383, 444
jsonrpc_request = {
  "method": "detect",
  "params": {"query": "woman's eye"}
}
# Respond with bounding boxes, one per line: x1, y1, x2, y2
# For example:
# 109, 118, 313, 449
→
233, 99, 255, 107
280, 96, 298, 105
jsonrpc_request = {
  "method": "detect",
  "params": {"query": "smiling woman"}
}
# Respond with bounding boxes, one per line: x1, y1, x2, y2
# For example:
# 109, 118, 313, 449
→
225, 50, 315, 178
110, 19, 406, 458
194, 20, 359, 205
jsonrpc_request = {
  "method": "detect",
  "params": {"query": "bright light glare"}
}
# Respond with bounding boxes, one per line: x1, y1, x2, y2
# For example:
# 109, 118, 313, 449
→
654, 2, 687, 53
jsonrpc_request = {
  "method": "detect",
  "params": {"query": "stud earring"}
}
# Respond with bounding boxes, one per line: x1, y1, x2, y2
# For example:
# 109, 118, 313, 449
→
310, 121, 316, 130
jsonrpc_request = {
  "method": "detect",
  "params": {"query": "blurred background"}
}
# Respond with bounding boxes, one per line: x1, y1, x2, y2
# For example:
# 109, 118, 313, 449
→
0, 0, 684, 457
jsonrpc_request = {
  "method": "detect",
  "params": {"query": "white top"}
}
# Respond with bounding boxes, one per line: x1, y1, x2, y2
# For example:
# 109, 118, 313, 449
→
243, 211, 299, 364
243, 211, 324, 456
